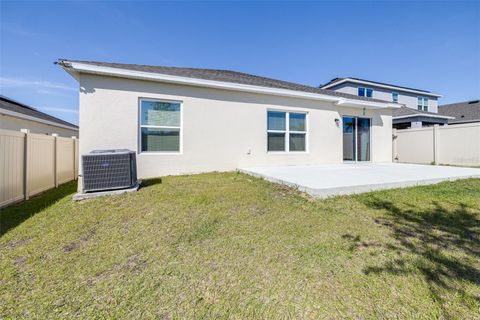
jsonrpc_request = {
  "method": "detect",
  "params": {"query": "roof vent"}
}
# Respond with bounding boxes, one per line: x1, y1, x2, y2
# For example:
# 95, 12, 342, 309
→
468, 100, 479, 104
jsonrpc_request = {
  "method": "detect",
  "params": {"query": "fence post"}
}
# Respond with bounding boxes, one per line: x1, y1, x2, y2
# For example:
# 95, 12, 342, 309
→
20, 129, 30, 200
392, 128, 398, 162
52, 133, 59, 188
72, 136, 77, 180
433, 125, 439, 165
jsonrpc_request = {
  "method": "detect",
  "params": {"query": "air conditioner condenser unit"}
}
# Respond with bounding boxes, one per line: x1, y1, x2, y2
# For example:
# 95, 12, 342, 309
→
81, 149, 137, 193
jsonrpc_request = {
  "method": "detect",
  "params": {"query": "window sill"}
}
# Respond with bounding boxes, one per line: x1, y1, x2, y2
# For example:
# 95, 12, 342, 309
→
139, 152, 183, 155
267, 151, 309, 155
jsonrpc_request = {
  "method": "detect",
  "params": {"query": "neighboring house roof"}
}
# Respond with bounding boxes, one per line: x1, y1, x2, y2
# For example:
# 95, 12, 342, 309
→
392, 106, 454, 120
438, 100, 480, 124
0, 95, 78, 130
320, 77, 442, 97
56, 59, 400, 109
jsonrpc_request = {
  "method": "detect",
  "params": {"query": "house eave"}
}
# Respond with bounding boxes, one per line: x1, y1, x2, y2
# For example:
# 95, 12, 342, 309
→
334, 99, 399, 109
59, 61, 399, 110
321, 78, 442, 98
0, 108, 79, 131
448, 119, 480, 125
393, 113, 454, 120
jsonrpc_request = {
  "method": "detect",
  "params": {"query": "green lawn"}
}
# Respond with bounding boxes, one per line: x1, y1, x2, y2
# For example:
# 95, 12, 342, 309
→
1, 173, 479, 319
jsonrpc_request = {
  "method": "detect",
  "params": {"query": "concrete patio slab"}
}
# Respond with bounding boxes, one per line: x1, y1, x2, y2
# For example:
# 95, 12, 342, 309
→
239, 163, 480, 198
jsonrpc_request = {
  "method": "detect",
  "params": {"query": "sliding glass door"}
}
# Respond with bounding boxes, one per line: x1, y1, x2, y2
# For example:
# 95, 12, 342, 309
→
342, 116, 370, 162
356, 117, 371, 161
343, 117, 356, 161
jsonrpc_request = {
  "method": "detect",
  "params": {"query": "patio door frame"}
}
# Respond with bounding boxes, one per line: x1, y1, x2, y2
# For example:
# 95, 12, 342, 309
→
342, 115, 372, 162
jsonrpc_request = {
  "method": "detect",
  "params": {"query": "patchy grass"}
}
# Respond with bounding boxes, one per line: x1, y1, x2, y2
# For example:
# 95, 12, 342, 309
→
0, 173, 479, 319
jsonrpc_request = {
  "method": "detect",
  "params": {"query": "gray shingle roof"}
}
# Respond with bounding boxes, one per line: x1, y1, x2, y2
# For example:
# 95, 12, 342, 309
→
320, 77, 434, 94
438, 100, 480, 124
0, 95, 78, 129
392, 106, 452, 118
58, 59, 392, 104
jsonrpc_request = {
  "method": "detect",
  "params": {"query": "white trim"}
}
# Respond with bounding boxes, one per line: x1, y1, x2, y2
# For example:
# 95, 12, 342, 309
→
0, 107, 78, 131
334, 98, 394, 109
393, 113, 455, 120
141, 125, 180, 129
138, 98, 183, 154
447, 120, 480, 125
267, 110, 308, 153
321, 78, 442, 98
60, 61, 400, 110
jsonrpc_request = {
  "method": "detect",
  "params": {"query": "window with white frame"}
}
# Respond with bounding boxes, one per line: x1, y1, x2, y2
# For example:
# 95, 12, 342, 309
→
358, 87, 373, 98
417, 96, 428, 111
267, 111, 306, 152
139, 99, 181, 152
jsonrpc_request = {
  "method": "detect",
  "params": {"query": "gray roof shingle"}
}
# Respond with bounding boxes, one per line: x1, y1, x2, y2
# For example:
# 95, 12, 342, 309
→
392, 106, 450, 118
0, 95, 78, 129
58, 59, 393, 104
438, 100, 480, 124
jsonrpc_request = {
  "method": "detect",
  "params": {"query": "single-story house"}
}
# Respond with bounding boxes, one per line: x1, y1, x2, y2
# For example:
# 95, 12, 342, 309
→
57, 59, 399, 180
391, 106, 454, 129
0, 95, 78, 137
438, 100, 480, 125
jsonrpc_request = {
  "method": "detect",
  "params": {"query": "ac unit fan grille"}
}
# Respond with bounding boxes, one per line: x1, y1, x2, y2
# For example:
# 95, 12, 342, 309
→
82, 151, 137, 192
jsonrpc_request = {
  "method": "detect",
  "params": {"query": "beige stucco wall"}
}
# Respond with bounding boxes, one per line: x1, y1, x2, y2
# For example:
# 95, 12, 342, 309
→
394, 123, 480, 166
395, 127, 435, 164
79, 74, 393, 178
438, 123, 480, 165
0, 114, 78, 137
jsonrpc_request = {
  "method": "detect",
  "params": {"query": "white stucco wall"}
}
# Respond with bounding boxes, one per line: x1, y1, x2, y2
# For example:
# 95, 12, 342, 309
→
330, 83, 439, 113
0, 114, 78, 137
78, 74, 393, 178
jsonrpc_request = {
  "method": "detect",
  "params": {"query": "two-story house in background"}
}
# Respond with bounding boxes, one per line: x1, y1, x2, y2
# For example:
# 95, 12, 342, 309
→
320, 77, 453, 129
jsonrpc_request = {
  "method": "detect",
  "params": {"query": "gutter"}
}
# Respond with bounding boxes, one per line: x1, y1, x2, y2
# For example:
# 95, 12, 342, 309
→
58, 60, 400, 110
447, 119, 480, 124
393, 113, 455, 120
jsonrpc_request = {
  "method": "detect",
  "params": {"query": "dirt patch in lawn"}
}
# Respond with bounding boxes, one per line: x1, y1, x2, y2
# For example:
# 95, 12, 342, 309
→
93, 254, 147, 283
2, 237, 31, 250
63, 229, 97, 252
14, 255, 27, 268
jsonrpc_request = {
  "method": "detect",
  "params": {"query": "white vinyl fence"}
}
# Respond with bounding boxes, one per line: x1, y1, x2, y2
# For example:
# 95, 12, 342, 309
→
393, 123, 480, 166
0, 129, 79, 208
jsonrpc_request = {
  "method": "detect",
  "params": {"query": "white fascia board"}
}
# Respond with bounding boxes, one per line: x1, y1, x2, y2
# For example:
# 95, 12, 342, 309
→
0, 108, 79, 131
335, 99, 400, 109
322, 78, 442, 98
393, 113, 454, 120
63, 61, 397, 110
61, 66, 80, 82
